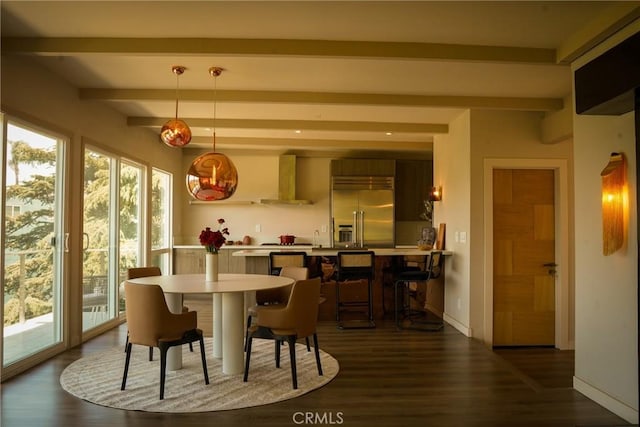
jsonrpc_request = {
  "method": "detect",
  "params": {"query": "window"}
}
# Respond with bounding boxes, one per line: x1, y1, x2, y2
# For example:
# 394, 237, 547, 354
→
82, 148, 145, 331
2, 119, 66, 367
151, 168, 172, 273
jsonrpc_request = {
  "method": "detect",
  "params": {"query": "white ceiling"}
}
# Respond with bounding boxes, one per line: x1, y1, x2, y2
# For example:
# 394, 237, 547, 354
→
2, 1, 639, 156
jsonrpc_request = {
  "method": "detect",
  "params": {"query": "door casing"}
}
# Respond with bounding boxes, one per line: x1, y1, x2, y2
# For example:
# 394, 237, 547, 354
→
483, 158, 572, 350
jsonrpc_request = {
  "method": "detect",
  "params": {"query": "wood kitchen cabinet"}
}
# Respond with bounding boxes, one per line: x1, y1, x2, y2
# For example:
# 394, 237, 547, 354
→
395, 159, 433, 221
330, 159, 395, 176
173, 247, 245, 274
173, 248, 205, 274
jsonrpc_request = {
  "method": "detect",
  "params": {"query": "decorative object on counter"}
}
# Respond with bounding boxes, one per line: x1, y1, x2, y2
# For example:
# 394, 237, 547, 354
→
418, 226, 436, 250
242, 235, 252, 245
160, 66, 192, 147
601, 152, 627, 255
279, 235, 296, 245
199, 219, 229, 281
186, 67, 238, 201
420, 185, 442, 224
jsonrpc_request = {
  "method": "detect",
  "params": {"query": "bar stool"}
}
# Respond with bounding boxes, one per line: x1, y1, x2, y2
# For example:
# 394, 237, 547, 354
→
335, 251, 376, 329
393, 251, 444, 330
269, 251, 308, 275
381, 255, 426, 315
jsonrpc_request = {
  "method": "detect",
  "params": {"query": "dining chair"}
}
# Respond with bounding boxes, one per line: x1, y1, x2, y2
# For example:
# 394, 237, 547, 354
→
393, 251, 445, 330
243, 277, 323, 389
245, 266, 309, 351
121, 282, 209, 400
125, 266, 192, 360
334, 251, 376, 329
268, 251, 308, 276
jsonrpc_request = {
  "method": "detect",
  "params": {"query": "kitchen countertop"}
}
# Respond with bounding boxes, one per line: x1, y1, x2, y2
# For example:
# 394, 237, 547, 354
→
173, 244, 314, 250
231, 247, 452, 256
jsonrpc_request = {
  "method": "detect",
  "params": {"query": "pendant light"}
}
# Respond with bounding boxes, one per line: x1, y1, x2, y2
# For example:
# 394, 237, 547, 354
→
186, 67, 238, 201
160, 65, 192, 147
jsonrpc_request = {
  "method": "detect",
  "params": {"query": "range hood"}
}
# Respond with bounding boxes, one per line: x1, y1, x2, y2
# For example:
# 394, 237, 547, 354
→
260, 155, 312, 205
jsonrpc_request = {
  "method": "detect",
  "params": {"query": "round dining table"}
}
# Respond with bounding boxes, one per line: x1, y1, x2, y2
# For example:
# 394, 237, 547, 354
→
126, 273, 294, 375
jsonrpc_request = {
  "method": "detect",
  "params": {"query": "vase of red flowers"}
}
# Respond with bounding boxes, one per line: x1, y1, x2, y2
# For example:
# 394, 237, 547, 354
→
199, 219, 229, 282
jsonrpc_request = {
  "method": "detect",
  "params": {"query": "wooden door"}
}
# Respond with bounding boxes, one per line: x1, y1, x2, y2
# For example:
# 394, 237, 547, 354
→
493, 169, 556, 346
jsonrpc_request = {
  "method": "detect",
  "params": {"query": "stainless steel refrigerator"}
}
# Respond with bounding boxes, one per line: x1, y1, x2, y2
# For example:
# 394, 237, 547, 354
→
331, 176, 395, 248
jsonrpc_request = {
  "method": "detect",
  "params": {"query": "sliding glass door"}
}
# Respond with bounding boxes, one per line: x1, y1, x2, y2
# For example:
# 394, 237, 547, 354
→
2, 119, 66, 366
82, 148, 145, 331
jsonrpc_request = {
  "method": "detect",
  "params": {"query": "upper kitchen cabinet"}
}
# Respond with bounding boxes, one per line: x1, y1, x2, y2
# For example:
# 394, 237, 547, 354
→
330, 159, 395, 177
395, 160, 433, 221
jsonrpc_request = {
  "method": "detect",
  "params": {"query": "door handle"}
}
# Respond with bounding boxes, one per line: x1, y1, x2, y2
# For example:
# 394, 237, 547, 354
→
543, 262, 557, 276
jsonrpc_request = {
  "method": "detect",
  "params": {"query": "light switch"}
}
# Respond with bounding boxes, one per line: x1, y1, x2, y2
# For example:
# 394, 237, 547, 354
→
321, 225, 328, 233
255, 224, 261, 232
460, 231, 467, 243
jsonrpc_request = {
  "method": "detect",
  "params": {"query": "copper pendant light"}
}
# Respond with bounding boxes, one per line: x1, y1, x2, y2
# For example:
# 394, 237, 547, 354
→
186, 67, 238, 201
160, 66, 192, 147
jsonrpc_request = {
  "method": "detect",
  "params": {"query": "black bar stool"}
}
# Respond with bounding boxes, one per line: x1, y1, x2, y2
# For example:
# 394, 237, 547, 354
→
393, 251, 444, 330
335, 251, 376, 329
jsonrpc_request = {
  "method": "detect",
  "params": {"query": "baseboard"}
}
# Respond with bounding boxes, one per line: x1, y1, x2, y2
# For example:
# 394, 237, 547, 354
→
574, 376, 639, 424
443, 312, 472, 337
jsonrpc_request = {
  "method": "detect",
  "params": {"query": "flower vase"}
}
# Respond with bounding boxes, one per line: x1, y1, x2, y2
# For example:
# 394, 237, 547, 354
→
205, 252, 219, 282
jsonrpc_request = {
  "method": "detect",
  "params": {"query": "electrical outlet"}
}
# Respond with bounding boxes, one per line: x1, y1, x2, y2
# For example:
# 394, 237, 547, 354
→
255, 224, 261, 232
321, 225, 327, 233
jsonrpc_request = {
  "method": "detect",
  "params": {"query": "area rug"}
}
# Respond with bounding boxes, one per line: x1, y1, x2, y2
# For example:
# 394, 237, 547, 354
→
60, 338, 339, 413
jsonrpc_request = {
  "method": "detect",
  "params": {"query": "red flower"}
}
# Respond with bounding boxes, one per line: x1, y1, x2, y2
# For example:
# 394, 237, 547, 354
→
199, 219, 229, 253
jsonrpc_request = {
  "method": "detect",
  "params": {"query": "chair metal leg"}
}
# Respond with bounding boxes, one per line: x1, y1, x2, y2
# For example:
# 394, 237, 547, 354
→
312, 333, 323, 376
199, 336, 210, 384
243, 335, 253, 382
287, 336, 298, 389
275, 339, 281, 368
121, 342, 132, 390
244, 314, 252, 351
305, 337, 311, 352
394, 280, 402, 329
149, 346, 153, 361
159, 344, 168, 400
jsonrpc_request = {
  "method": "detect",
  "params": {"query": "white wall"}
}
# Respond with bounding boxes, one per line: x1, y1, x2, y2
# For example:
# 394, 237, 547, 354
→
571, 24, 639, 423
435, 108, 574, 340
177, 150, 333, 246
434, 111, 472, 334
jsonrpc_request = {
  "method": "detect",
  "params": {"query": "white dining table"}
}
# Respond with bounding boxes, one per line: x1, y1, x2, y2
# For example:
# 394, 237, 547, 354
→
126, 273, 294, 375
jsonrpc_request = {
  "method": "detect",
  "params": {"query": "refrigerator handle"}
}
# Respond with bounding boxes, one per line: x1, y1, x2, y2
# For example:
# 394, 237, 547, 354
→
359, 211, 365, 247
352, 211, 358, 247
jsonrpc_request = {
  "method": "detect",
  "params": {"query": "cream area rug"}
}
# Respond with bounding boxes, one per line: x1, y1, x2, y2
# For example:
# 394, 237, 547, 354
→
60, 338, 339, 413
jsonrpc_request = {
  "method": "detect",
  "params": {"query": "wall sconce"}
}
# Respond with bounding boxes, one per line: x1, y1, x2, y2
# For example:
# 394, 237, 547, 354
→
421, 186, 442, 224
601, 152, 627, 255
428, 186, 442, 202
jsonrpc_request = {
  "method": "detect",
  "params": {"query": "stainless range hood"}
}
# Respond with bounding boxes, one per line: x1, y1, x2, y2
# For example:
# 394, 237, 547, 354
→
260, 155, 312, 205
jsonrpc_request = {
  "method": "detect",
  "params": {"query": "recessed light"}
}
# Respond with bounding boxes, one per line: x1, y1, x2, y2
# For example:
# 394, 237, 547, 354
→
385, 132, 393, 136
294, 130, 302, 134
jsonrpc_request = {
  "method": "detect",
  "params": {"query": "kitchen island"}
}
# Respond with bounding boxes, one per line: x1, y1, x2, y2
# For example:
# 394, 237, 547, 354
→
232, 247, 451, 321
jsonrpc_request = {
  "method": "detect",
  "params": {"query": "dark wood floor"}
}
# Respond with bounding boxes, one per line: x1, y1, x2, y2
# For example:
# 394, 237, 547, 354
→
0, 320, 630, 427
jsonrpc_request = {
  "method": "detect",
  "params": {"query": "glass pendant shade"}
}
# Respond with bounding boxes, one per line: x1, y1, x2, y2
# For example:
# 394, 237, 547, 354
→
160, 118, 192, 147
186, 152, 238, 201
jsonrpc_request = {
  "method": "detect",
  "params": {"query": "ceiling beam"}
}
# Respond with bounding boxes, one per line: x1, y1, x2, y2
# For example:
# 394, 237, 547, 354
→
3, 37, 556, 64
556, 3, 640, 64
81, 88, 563, 111
187, 136, 433, 152
127, 117, 448, 134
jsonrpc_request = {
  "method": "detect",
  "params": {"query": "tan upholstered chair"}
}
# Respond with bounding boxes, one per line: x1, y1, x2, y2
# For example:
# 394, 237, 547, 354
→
335, 251, 376, 329
121, 282, 209, 400
125, 267, 191, 360
245, 266, 309, 351
244, 277, 323, 389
